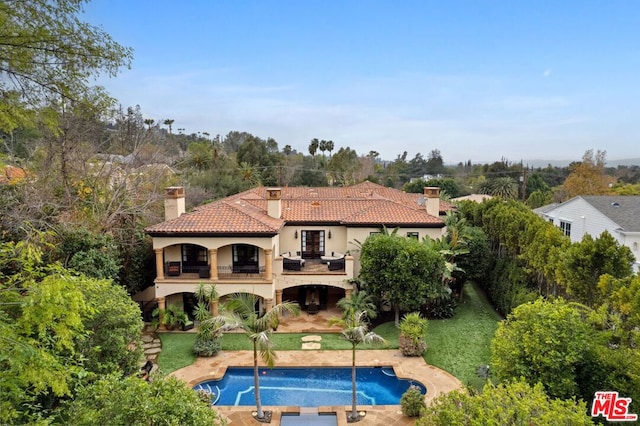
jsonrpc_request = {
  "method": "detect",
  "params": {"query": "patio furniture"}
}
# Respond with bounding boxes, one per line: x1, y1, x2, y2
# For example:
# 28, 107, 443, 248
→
283, 258, 302, 271
167, 262, 181, 276
320, 251, 345, 263
199, 266, 210, 278
328, 258, 345, 271
307, 302, 319, 315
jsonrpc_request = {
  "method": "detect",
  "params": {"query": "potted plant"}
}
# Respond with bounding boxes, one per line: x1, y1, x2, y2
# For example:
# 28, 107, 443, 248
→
152, 303, 190, 330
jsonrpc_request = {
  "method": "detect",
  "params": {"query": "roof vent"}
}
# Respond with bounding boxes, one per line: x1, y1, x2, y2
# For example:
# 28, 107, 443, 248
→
611, 202, 620, 207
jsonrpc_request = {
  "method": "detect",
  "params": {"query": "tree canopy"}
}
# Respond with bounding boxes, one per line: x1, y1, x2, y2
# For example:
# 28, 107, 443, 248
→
0, 0, 133, 132
359, 232, 445, 325
491, 298, 591, 399
419, 379, 594, 426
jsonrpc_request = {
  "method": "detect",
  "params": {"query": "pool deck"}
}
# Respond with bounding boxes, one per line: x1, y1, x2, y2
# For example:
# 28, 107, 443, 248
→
171, 349, 463, 425
167, 308, 463, 425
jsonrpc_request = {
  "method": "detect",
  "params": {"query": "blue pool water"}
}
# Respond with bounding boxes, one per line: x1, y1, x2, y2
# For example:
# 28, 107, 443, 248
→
194, 366, 426, 406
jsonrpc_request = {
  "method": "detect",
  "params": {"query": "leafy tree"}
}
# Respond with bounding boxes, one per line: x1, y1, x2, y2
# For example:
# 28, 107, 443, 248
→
558, 231, 634, 307
525, 188, 553, 208
561, 149, 615, 199
597, 273, 640, 347
222, 130, 251, 153
223, 293, 300, 421
330, 311, 386, 422
359, 233, 444, 326
419, 379, 594, 425
403, 177, 460, 198
1, 271, 89, 423
327, 146, 361, 186
455, 226, 492, 285
426, 149, 447, 175
60, 374, 226, 425
0, 0, 133, 133
75, 278, 144, 376
56, 228, 121, 281
491, 298, 591, 399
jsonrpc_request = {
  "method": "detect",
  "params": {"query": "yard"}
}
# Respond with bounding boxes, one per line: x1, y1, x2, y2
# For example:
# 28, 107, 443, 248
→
157, 282, 500, 390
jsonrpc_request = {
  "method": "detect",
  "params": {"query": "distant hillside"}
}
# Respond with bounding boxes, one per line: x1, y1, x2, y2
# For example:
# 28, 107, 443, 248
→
525, 158, 640, 168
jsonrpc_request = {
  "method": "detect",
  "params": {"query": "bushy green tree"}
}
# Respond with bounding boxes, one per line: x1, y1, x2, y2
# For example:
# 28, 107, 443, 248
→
60, 375, 226, 425
57, 228, 121, 281
419, 380, 594, 425
359, 233, 444, 326
491, 298, 591, 399
558, 231, 634, 307
76, 278, 144, 376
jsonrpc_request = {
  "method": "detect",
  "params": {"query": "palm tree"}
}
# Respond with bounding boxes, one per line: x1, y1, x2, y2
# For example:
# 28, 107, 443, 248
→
336, 290, 377, 322
326, 139, 334, 158
319, 139, 328, 160
308, 138, 319, 159
224, 293, 300, 421
163, 118, 174, 135
143, 118, 154, 131
330, 311, 386, 422
487, 176, 518, 199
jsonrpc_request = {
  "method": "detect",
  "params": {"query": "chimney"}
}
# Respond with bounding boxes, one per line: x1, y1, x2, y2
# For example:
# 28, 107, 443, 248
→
424, 187, 440, 217
164, 186, 185, 221
266, 188, 282, 218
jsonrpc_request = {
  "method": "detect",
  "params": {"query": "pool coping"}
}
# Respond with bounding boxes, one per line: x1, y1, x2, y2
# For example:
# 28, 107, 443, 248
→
170, 349, 463, 425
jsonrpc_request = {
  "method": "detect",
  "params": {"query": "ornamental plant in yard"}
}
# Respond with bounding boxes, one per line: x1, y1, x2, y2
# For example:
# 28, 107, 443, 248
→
398, 312, 428, 356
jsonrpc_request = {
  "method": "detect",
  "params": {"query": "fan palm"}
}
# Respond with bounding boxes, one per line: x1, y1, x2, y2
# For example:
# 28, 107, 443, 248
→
224, 293, 300, 420
330, 311, 386, 422
336, 290, 377, 322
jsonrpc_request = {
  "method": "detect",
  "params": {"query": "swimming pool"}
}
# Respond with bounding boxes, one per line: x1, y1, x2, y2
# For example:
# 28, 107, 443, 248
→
194, 366, 426, 406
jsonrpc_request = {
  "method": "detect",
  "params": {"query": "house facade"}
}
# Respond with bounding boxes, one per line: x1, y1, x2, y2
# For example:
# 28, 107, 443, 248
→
534, 195, 640, 272
142, 182, 449, 317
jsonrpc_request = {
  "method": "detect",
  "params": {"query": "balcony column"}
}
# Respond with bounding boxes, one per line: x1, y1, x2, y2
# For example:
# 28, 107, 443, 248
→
209, 248, 218, 280
154, 249, 164, 279
264, 249, 273, 278
275, 289, 283, 305
156, 296, 166, 329
265, 298, 274, 311
210, 299, 219, 316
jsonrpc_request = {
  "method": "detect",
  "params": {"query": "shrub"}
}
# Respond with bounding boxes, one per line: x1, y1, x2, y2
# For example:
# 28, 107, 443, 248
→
423, 295, 457, 319
399, 312, 428, 356
400, 385, 426, 417
193, 336, 221, 357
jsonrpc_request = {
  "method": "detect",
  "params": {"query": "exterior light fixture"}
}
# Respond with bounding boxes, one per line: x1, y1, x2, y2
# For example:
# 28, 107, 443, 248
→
328, 230, 332, 239
294, 230, 298, 239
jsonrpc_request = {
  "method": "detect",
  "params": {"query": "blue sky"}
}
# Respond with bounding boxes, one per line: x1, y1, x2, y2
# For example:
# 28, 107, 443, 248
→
83, 1, 640, 164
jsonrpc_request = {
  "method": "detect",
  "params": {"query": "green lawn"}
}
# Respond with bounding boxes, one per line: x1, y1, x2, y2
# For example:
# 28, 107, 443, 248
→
425, 282, 501, 390
157, 282, 500, 391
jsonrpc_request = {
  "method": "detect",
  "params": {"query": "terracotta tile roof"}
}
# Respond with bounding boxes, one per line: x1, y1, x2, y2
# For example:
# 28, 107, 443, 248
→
0, 165, 27, 184
146, 182, 447, 236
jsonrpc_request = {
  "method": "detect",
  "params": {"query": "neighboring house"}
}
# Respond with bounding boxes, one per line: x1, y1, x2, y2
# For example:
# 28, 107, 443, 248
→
142, 182, 451, 317
534, 196, 640, 272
